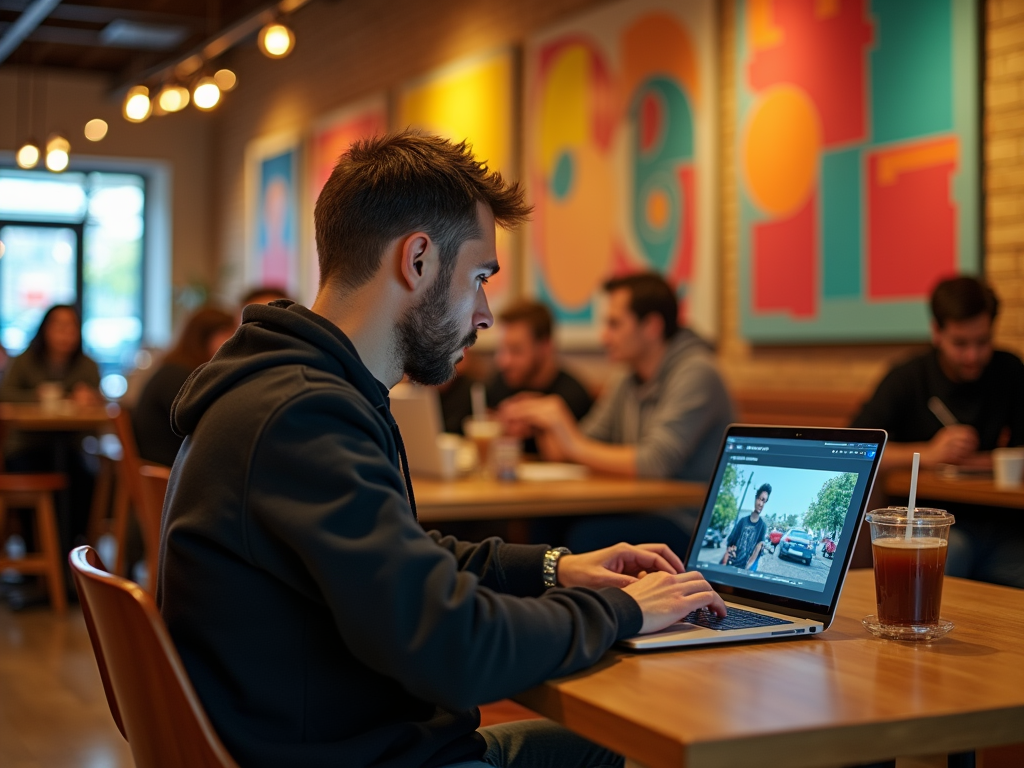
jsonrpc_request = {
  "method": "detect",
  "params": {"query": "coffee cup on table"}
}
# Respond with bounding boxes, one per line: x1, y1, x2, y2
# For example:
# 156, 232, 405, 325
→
37, 382, 64, 412
463, 417, 502, 477
992, 447, 1024, 488
863, 507, 955, 641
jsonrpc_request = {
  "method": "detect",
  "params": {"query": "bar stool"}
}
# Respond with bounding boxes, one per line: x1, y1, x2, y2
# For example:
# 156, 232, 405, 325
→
0, 473, 69, 614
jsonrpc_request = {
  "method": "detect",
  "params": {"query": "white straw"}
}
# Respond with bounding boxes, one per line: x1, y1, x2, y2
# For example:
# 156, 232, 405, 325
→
470, 382, 487, 422
906, 452, 920, 540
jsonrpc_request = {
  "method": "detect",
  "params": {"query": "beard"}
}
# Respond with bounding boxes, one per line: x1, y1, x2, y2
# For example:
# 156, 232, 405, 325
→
396, 269, 478, 386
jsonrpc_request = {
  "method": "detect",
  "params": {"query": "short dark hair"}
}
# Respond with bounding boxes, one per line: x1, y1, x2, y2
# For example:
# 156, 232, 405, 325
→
29, 304, 82, 363
930, 276, 999, 329
314, 131, 531, 291
603, 273, 679, 339
240, 286, 289, 306
756, 483, 772, 499
498, 300, 553, 342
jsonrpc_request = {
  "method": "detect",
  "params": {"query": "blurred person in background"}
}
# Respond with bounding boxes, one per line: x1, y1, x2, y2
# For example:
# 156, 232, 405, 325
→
502, 273, 734, 556
239, 285, 290, 312
0, 304, 102, 567
133, 306, 236, 467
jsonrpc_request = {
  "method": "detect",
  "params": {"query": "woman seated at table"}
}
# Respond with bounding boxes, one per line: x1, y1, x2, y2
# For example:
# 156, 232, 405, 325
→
0, 304, 102, 551
133, 306, 235, 467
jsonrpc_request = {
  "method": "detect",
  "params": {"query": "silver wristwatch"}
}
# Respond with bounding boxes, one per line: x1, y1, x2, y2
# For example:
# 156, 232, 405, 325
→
542, 547, 571, 589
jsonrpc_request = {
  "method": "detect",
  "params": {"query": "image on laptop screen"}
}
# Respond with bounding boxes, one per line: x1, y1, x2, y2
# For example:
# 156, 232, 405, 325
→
686, 433, 881, 605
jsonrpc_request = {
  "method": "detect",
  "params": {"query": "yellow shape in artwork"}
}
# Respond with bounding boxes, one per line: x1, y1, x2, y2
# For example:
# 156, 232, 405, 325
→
646, 189, 671, 231
748, 0, 784, 51
876, 138, 959, 186
742, 85, 821, 218
538, 46, 592, 175
400, 51, 512, 175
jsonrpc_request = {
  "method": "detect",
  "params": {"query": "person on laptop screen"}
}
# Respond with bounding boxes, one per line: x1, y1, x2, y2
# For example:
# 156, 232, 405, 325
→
721, 483, 770, 571
158, 132, 727, 768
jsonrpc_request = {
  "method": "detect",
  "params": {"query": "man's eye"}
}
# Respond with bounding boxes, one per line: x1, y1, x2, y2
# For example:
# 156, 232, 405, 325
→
478, 275, 490, 286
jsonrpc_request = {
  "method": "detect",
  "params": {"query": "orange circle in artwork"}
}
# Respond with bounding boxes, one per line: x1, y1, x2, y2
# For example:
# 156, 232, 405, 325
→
742, 85, 821, 218
646, 189, 671, 231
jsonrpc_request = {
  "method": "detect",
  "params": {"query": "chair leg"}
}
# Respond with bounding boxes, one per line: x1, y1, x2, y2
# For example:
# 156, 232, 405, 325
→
110, 481, 130, 577
87, 457, 114, 544
36, 492, 67, 615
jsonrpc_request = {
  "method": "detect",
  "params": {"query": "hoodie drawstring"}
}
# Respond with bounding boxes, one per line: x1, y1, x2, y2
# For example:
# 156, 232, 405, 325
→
390, 422, 418, 521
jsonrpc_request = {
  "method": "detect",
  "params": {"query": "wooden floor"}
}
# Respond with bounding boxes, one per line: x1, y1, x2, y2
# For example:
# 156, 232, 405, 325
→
0, 602, 133, 768
0, 601, 537, 768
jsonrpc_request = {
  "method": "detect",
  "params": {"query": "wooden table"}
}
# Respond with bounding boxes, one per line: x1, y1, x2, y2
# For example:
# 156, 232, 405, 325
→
884, 469, 1024, 510
411, 475, 707, 523
515, 569, 1024, 768
0, 402, 114, 432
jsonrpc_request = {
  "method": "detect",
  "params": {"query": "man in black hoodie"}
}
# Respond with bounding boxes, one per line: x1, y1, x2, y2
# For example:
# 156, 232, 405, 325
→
159, 132, 726, 768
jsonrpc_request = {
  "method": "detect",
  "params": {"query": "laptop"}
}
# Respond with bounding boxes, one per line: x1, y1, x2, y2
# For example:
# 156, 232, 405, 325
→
621, 424, 887, 650
389, 383, 459, 479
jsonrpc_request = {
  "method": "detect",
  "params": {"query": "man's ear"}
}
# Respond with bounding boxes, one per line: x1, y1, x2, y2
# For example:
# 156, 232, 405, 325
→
641, 312, 664, 344
398, 232, 435, 291
929, 319, 942, 347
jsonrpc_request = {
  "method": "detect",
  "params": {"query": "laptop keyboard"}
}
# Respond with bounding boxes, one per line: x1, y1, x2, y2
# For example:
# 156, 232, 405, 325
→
683, 607, 793, 631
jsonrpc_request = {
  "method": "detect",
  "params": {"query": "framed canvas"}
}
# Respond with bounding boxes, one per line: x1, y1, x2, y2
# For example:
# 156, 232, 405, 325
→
398, 49, 517, 328
245, 132, 302, 298
736, 0, 980, 342
525, 0, 719, 346
305, 95, 388, 302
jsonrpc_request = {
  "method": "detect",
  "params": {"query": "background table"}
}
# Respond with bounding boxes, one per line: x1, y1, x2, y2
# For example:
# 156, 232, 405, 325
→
883, 468, 1024, 510
412, 475, 707, 523
515, 570, 1024, 768
0, 402, 113, 433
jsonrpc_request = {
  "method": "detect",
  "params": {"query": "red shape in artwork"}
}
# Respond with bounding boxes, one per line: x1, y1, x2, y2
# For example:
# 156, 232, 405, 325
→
748, 0, 873, 147
867, 139, 958, 300
670, 165, 695, 285
639, 92, 662, 154
753, 192, 817, 319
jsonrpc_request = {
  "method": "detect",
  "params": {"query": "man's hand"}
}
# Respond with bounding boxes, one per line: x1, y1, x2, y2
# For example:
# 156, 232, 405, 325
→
499, 396, 579, 460
924, 425, 979, 466
622, 571, 727, 634
557, 543, 685, 589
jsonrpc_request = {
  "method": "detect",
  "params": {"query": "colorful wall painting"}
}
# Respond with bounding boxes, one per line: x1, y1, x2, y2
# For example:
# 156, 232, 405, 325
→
525, 0, 718, 346
398, 49, 516, 328
305, 95, 389, 302
245, 132, 301, 299
737, 0, 980, 343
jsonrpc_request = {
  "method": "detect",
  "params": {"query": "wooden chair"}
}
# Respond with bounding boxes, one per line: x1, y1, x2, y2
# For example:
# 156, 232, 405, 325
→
68, 545, 239, 768
138, 464, 171, 592
0, 473, 68, 614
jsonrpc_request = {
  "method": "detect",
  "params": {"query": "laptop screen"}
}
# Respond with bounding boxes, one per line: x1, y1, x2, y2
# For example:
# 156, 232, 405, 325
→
686, 428, 884, 612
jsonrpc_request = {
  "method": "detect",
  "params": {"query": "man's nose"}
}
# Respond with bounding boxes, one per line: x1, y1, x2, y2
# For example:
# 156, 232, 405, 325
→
474, 290, 493, 330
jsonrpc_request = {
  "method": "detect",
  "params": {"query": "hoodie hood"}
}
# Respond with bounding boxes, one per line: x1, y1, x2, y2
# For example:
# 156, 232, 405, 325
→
171, 301, 390, 438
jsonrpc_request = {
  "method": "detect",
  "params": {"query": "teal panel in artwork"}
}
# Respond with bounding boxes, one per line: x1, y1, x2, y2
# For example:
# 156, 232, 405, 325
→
821, 148, 862, 299
870, 0, 953, 143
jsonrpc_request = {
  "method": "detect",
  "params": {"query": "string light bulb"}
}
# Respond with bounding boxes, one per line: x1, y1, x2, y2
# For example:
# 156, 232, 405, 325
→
214, 68, 237, 91
192, 77, 221, 110
84, 119, 108, 141
258, 22, 295, 58
124, 85, 152, 122
45, 134, 70, 172
16, 141, 40, 169
157, 84, 190, 113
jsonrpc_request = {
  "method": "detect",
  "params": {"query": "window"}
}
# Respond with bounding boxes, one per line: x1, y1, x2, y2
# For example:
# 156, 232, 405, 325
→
0, 168, 146, 380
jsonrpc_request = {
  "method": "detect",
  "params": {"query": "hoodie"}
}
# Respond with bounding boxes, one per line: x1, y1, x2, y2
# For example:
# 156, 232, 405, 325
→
158, 302, 642, 768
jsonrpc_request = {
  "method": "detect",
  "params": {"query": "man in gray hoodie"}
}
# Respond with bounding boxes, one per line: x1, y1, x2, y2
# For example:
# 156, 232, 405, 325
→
501, 273, 735, 553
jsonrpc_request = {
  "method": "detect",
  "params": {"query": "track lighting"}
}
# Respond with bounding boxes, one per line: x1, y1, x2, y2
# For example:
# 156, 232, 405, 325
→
124, 86, 152, 123
258, 22, 295, 58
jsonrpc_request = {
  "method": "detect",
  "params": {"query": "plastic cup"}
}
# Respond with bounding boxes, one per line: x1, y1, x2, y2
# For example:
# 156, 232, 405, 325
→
863, 507, 955, 641
491, 436, 521, 482
463, 418, 502, 477
992, 447, 1024, 488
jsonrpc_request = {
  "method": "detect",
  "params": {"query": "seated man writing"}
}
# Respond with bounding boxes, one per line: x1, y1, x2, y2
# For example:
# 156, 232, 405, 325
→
159, 132, 726, 768
851, 275, 1024, 587
500, 273, 735, 554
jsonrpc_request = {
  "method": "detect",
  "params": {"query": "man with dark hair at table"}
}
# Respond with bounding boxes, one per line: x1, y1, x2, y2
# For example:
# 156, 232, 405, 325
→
501, 273, 735, 555
159, 131, 727, 768
852, 275, 1024, 587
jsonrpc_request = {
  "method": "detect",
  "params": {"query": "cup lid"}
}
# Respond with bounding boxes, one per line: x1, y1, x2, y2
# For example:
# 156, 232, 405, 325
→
865, 507, 955, 526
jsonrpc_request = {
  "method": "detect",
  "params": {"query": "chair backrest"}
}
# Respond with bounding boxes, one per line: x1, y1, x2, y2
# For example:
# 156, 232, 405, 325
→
110, 404, 146, 512
69, 545, 239, 768
138, 464, 171, 591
